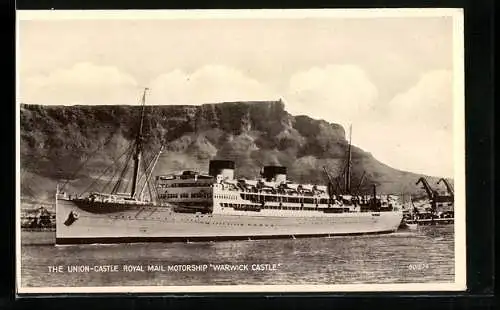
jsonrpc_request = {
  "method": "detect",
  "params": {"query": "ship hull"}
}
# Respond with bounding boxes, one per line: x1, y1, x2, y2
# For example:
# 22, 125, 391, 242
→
56, 198, 403, 245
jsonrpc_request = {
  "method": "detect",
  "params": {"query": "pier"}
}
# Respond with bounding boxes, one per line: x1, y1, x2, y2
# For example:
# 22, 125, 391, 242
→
405, 218, 454, 226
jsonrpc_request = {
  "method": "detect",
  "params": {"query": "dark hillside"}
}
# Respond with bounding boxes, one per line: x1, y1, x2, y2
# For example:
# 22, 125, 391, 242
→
20, 101, 449, 201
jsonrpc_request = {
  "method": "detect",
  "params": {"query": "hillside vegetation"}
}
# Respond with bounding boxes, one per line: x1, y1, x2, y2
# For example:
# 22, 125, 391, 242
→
20, 101, 448, 201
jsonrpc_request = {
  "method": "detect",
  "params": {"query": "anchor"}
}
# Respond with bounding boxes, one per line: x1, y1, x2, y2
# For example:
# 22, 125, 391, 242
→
64, 211, 79, 226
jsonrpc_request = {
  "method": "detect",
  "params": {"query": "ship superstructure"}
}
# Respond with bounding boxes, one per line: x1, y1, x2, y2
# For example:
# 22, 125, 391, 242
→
155, 161, 402, 217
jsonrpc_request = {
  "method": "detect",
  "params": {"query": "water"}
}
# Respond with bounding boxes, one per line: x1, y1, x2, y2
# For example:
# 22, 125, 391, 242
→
20, 225, 454, 287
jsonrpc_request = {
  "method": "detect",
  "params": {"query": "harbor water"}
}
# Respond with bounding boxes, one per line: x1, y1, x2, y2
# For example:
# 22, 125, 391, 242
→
20, 225, 454, 287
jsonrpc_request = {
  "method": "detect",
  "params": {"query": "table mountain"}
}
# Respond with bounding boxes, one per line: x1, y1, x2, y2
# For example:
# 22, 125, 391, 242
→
20, 101, 450, 201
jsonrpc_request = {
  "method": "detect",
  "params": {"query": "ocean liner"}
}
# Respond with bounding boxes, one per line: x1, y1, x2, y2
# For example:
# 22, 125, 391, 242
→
55, 89, 403, 245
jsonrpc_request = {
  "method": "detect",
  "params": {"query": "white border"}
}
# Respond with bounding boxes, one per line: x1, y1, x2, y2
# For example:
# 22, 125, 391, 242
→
15, 11, 22, 295
452, 11, 466, 290
15, 8, 466, 294
17, 8, 462, 20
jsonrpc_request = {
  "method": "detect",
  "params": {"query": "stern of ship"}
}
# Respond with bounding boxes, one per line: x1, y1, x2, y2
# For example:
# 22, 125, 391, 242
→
385, 209, 404, 232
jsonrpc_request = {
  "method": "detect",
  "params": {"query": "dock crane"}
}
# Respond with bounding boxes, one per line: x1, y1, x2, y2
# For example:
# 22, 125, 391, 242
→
437, 178, 454, 198
416, 177, 439, 211
416, 177, 439, 200
416, 177, 454, 212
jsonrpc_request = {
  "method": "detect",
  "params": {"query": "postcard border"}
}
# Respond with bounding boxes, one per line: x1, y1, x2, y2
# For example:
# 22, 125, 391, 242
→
15, 8, 466, 294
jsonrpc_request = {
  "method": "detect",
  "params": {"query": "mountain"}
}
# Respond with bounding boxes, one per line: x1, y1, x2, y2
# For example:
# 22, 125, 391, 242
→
19, 101, 450, 201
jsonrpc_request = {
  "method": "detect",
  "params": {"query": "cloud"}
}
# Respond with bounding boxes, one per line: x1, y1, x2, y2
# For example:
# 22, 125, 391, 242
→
18, 61, 454, 177
352, 70, 454, 177
386, 69, 453, 131
284, 64, 379, 126
282, 66, 454, 177
19, 62, 139, 105
355, 121, 453, 177
148, 65, 277, 105
20, 63, 278, 106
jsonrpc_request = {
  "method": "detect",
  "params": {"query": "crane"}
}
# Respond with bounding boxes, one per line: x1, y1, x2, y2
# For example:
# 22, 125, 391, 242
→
416, 176, 455, 213
437, 178, 454, 197
322, 166, 334, 184
416, 177, 439, 201
323, 166, 338, 198
353, 171, 366, 195
345, 125, 352, 194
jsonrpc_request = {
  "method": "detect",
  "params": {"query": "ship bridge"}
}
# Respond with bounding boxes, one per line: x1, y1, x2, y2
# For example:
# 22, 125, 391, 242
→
154, 160, 238, 214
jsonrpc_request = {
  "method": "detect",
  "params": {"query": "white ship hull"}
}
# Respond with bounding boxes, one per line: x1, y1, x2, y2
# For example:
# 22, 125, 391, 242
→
55, 197, 403, 244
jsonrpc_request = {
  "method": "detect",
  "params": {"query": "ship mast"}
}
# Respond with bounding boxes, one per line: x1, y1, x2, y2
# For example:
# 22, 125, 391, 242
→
130, 87, 149, 199
345, 124, 352, 195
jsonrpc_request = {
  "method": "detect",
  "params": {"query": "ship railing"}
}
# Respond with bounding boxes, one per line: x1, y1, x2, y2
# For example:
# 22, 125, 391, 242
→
222, 187, 331, 198
216, 186, 403, 207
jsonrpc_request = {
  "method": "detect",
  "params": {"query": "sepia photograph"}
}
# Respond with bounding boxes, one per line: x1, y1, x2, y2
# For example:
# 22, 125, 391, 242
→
16, 9, 465, 293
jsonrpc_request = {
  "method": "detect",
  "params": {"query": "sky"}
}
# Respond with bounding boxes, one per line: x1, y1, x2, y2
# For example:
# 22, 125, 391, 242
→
17, 10, 463, 178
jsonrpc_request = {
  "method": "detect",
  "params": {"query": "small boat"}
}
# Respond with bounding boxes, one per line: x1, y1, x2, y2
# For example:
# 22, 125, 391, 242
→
399, 218, 418, 230
405, 222, 418, 230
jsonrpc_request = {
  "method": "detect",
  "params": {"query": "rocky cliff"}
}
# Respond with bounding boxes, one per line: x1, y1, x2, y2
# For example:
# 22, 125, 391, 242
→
20, 101, 447, 201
